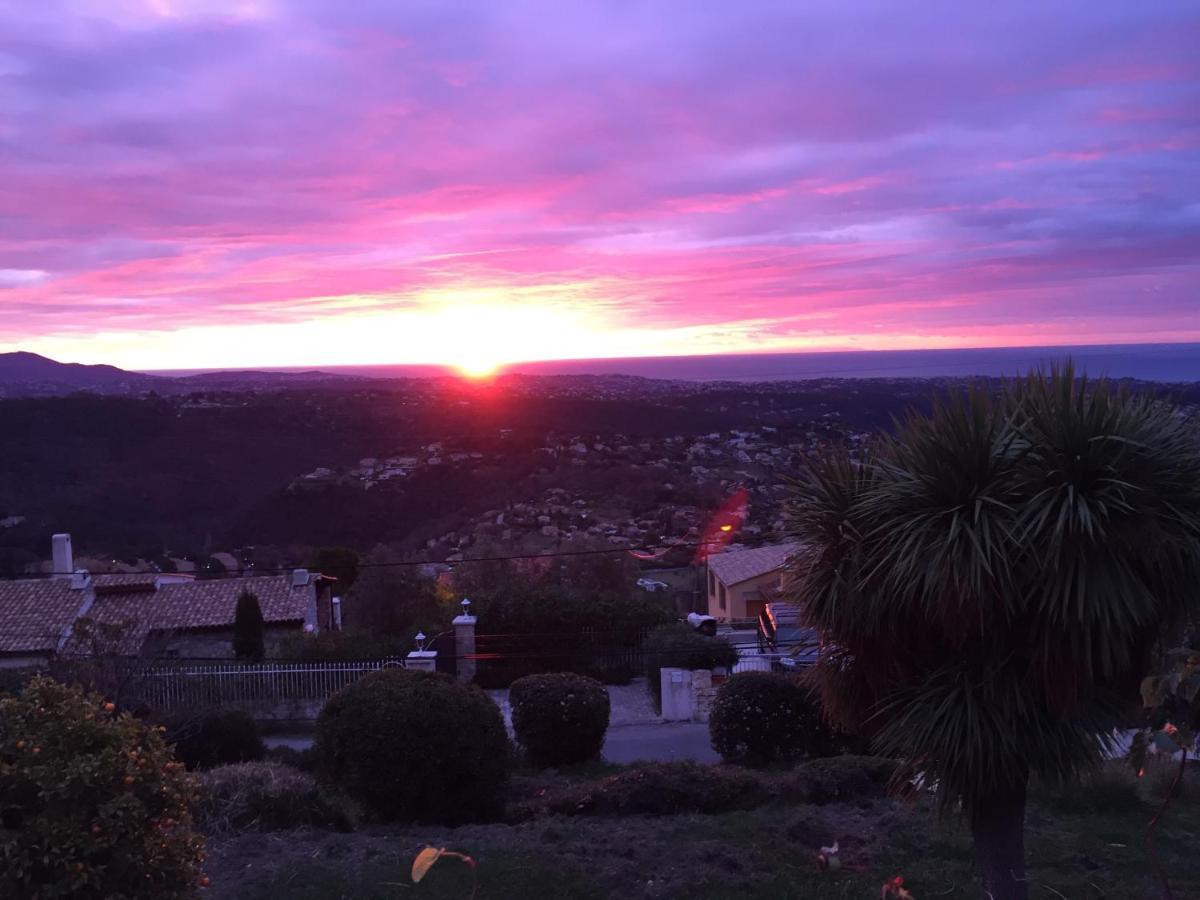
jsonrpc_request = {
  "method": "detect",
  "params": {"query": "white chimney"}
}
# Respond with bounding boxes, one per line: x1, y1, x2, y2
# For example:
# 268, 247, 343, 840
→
70, 569, 91, 590
51, 534, 73, 580
291, 568, 310, 588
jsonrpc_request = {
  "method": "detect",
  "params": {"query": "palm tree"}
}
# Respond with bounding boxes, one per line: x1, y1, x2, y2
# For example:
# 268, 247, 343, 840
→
784, 367, 1200, 899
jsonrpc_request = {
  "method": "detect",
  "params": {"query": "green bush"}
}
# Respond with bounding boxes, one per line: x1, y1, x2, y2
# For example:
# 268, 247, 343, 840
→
194, 762, 355, 834
0, 676, 205, 898
264, 743, 317, 773
1031, 762, 1143, 814
0, 667, 32, 696
643, 624, 738, 710
785, 755, 898, 804
168, 708, 265, 770
709, 672, 828, 767
511, 673, 610, 767
315, 669, 509, 824
275, 628, 407, 662
550, 762, 765, 816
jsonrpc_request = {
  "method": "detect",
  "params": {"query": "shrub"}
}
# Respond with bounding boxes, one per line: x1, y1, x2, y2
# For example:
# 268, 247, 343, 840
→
643, 624, 738, 710
264, 743, 317, 773
785, 755, 898, 804
550, 762, 765, 816
194, 762, 355, 834
1031, 762, 1143, 814
709, 672, 828, 766
315, 669, 509, 824
0, 676, 205, 898
511, 673, 610, 767
168, 708, 265, 770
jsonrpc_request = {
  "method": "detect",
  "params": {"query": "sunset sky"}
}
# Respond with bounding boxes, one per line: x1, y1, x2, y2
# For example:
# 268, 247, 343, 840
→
1, 1, 1197, 373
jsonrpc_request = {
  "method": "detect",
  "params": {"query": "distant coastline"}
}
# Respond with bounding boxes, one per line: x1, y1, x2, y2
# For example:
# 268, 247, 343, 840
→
146, 342, 1200, 384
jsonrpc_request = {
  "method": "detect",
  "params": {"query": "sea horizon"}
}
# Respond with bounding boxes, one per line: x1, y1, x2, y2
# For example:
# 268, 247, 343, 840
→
144, 341, 1200, 384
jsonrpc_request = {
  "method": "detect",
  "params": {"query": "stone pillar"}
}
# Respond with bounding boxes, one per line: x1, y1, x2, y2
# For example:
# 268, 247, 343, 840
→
453, 614, 477, 683
690, 669, 715, 723
405, 650, 438, 673
660, 667, 694, 721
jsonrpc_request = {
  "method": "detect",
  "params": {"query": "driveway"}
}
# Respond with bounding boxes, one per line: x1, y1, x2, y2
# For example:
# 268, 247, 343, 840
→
602, 722, 718, 764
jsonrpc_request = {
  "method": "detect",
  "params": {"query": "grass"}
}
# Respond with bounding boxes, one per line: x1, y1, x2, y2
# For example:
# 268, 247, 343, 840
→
204, 759, 1200, 899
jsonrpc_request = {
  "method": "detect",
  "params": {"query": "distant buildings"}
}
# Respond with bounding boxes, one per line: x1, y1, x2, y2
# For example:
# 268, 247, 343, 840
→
0, 535, 337, 667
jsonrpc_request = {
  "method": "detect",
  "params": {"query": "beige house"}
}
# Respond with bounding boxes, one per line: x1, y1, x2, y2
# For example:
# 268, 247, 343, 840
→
705, 542, 800, 622
0, 535, 337, 666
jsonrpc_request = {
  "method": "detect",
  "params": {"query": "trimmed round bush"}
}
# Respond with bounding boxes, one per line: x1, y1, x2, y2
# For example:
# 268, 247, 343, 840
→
195, 762, 355, 834
510, 673, 610, 767
643, 623, 739, 711
315, 669, 509, 824
168, 708, 265, 770
709, 671, 827, 767
551, 762, 765, 816
0, 676, 205, 898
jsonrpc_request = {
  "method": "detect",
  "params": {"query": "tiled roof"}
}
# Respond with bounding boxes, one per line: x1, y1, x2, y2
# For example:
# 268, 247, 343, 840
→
1, 573, 321, 656
0, 579, 89, 654
87, 574, 314, 634
707, 542, 801, 587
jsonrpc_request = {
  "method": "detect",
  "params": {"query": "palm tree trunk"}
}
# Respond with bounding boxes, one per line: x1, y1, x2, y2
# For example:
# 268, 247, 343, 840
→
971, 778, 1029, 900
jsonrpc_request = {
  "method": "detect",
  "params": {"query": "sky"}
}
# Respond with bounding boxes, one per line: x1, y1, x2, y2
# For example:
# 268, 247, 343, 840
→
1, 1, 1197, 375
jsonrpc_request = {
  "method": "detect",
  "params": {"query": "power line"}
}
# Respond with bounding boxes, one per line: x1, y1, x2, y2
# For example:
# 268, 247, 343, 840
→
10, 537, 772, 580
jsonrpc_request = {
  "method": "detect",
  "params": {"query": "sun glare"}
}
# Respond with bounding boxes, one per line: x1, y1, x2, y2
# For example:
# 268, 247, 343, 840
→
455, 358, 502, 379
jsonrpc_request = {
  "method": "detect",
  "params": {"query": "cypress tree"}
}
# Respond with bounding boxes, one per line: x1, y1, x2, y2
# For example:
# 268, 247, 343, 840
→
232, 590, 265, 661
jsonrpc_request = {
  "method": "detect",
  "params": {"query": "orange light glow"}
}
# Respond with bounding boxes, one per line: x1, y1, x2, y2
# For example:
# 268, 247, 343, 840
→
719, 524, 733, 532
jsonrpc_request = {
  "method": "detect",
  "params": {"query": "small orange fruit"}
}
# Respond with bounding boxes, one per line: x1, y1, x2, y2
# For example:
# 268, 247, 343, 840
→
103, 702, 116, 713
123, 776, 135, 786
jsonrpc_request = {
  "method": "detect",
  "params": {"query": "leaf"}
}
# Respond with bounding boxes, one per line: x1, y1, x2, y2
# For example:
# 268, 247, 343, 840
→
1141, 676, 1165, 709
1127, 731, 1148, 774
1179, 674, 1200, 704
1152, 732, 1181, 753
412, 847, 444, 884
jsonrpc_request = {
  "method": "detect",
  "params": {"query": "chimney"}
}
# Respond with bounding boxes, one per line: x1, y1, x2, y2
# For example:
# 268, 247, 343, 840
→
291, 568, 310, 588
70, 569, 91, 590
51, 534, 73, 580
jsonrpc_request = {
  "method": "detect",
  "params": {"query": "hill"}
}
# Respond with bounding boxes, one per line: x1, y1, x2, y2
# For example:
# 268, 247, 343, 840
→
0, 352, 161, 396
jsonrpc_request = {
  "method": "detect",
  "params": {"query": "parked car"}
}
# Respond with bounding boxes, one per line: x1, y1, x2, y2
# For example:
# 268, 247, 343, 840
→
686, 612, 718, 636
637, 578, 670, 592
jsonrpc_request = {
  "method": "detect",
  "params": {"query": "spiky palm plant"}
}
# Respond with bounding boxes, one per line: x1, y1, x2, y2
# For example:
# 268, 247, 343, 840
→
785, 367, 1200, 899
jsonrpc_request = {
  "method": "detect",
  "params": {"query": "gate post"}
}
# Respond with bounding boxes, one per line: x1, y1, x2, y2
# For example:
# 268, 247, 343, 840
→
406, 632, 438, 673
453, 599, 477, 683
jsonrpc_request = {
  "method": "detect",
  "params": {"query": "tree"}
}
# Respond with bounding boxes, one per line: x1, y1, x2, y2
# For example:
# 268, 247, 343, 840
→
311, 546, 360, 591
785, 368, 1200, 900
232, 590, 265, 661
344, 564, 452, 637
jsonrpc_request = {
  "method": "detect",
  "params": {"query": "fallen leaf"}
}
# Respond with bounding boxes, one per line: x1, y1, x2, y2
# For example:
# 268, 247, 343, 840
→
412, 847, 444, 884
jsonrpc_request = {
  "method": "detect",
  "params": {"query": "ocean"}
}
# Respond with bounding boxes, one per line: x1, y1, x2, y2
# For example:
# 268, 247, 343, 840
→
155, 343, 1200, 383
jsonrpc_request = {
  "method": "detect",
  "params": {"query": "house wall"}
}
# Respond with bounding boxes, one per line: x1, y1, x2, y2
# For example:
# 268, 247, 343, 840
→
0, 653, 49, 670
148, 624, 303, 660
706, 571, 780, 620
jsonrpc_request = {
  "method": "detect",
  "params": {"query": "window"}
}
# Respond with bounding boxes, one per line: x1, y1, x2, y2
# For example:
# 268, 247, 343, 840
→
709, 571, 716, 595
718, 583, 727, 610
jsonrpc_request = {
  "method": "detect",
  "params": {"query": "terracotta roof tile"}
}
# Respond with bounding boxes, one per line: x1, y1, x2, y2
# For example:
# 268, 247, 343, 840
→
706, 542, 801, 587
0, 579, 89, 654
1, 573, 320, 656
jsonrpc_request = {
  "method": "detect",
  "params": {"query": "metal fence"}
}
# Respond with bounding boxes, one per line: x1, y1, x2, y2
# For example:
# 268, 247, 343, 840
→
138, 657, 407, 711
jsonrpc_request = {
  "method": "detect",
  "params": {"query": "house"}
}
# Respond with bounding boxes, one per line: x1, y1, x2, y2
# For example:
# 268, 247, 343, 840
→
705, 542, 800, 622
0, 534, 337, 666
